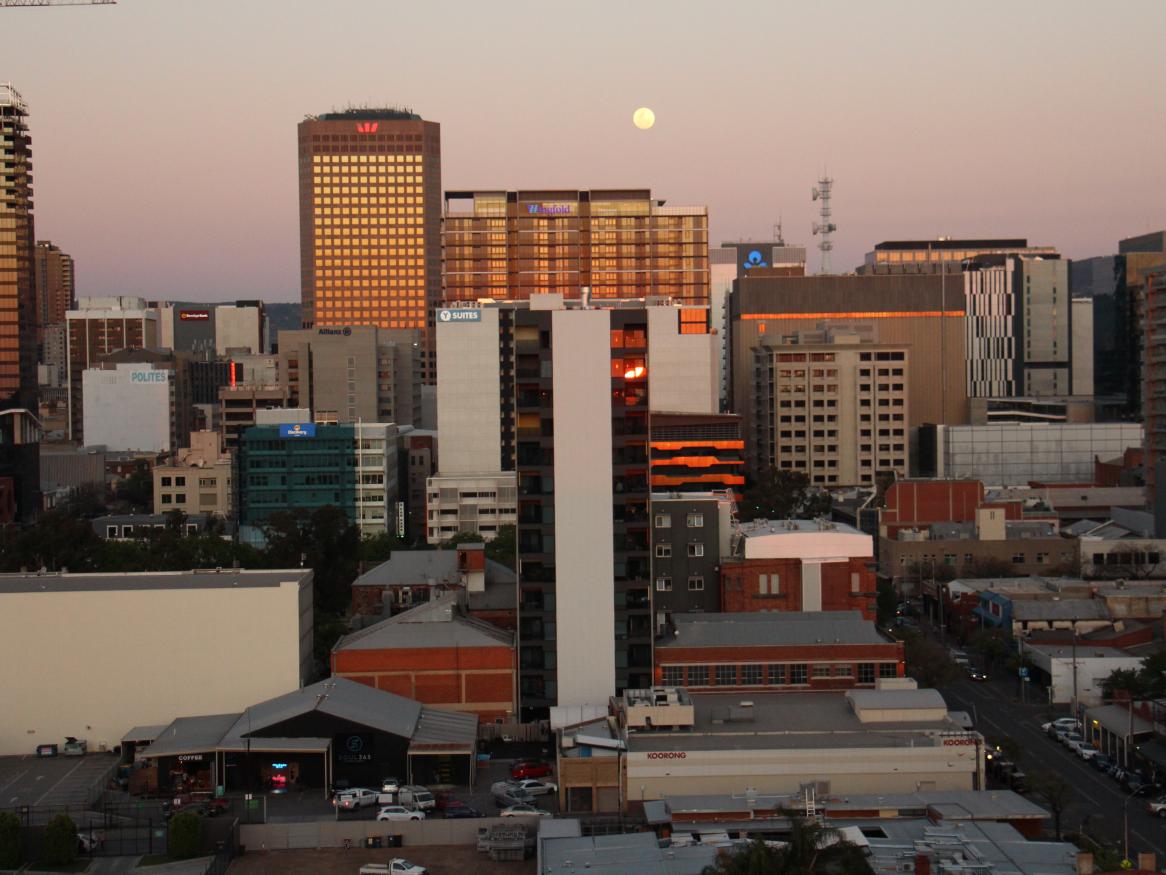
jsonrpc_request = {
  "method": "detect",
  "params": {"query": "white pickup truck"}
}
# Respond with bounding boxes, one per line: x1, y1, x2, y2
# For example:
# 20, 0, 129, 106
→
358, 860, 428, 875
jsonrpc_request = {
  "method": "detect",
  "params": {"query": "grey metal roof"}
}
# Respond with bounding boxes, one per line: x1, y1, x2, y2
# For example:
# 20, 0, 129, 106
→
866, 820, 1077, 875
334, 595, 512, 652
627, 691, 956, 752
227, 678, 422, 742
657, 611, 884, 649
846, 688, 948, 712
352, 550, 515, 588
1062, 519, 1103, 537
1084, 704, 1154, 736
660, 789, 1047, 821
140, 714, 242, 758
540, 831, 716, 875
408, 706, 479, 752
0, 568, 310, 594
737, 518, 863, 538
121, 724, 170, 744
1010, 599, 1109, 621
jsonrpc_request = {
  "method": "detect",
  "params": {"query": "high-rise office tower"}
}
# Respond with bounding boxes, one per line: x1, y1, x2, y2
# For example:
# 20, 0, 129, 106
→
297, 109, 441, 382
442, 190, 709, 304
432, 296, 718, 717
0, 83, 39, 521
858, 238, 1058, 274
0, 84, 36, 412
33, 240, 75, 346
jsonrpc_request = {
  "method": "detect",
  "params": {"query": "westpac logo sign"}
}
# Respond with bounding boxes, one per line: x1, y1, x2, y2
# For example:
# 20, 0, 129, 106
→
355, 122, 379, 134
130, 370, 168, 384
438, 308, 481, 323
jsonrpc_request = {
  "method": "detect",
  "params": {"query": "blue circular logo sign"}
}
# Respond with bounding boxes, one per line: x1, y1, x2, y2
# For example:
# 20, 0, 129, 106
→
346, 736, 364, 754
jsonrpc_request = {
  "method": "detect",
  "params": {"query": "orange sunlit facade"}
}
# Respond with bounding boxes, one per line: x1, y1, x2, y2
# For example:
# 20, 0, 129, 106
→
649, 414, 745, 496
0, 84, 36, 411
298, 109, 441, 380
443, 190, 709, 304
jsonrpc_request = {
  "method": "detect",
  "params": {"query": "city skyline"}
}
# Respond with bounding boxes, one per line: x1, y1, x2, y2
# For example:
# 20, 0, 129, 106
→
3, 0, 1165, 302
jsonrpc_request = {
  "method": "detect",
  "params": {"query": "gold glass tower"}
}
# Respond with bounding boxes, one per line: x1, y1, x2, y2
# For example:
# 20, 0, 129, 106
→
298, 109, 441, 380
0, 83, 36, 411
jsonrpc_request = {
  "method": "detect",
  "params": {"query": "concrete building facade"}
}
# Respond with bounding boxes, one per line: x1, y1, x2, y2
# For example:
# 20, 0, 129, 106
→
750, 329, 910, 485
0, 568, 313, 756
153, 430, 233, 517
650, 493, 733, 617
33, 240, 74, 347
82, 359, 180, 453
0, 84, 37, 415
298, 109, 441, 381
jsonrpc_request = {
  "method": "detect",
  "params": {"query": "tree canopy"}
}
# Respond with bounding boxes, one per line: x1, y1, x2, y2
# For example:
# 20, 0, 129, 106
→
702, 821, 874, 875
738, 469, 832, 522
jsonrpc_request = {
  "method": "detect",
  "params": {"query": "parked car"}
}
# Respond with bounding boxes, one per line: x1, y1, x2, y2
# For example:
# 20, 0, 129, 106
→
1041, 718, 1078, 737
193, 797, 231, 817
499, 803, 551, 817
62, 737, 88, 757
77, 832, 101, 854
493, 786, 535, 807
1060, 731, 1085, 749
359, 861, 429, 875
397, 786, 435, 811
375, 805, 425, 822
1076, 744, 1100, 761
1146, 799, 1166, 818
1091, 754, 1115, 773
508, 778, 557, 796
443, 803, 483, 819
380, 777, 401, 794
1008, 769, 1028, 794
510, 760, 553, 780
335, 788, 379, 810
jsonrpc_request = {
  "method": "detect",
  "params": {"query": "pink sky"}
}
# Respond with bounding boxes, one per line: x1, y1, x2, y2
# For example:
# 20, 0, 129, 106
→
5, 0, 1165, 301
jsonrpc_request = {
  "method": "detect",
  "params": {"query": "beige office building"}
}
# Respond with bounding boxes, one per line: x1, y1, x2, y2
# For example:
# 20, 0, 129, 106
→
0, 568, 313, 756
751, 330, 910, 486
278, 325, 420, 427
153, 430, 232, 517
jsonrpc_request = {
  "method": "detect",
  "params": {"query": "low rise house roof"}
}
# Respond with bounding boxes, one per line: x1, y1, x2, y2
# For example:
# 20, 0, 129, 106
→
352, 549, 515, 589
1010, 599, 1109, 621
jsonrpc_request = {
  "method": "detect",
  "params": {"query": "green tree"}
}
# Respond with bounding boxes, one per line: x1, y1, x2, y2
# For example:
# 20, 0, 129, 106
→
968, 628, 1011, 670
114, 467, 154, 512
168, 811, 202, 859
0, 810, 20, 869
55, 482, 108, 519
903, 633, 962, 688
262, 506, 360, 614
314, 613, 351, 673
485, 524, 516, 571
1102, 650, 1166, 699
702, 820, 874, 875
1029, 769, 1072, 839
42, 813, 77, 866
738, 469, 831, 522
359, 531, 408, 566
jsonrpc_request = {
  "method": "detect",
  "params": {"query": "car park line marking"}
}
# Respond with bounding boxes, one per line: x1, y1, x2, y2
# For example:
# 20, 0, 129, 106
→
34, 759, 85, 805
0, 769, 29, 798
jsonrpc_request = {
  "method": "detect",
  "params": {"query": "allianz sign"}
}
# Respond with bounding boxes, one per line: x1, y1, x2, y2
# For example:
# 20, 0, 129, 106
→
130, 370, 168, 384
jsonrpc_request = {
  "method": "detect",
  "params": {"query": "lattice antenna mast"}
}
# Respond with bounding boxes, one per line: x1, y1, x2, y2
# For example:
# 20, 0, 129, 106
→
811, 175, 836, 274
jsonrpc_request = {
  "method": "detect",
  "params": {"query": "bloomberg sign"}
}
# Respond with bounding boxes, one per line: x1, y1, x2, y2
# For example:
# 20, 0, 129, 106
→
279, 423, 317, 439
437, 308, 481, 323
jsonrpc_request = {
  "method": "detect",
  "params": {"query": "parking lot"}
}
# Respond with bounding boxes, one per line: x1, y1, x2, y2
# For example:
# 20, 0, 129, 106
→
260, 746, 559, 824
0, 752, 116, 814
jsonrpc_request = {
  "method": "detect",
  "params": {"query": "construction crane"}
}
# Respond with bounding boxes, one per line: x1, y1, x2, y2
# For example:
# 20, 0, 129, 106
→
1, 1, 116, 6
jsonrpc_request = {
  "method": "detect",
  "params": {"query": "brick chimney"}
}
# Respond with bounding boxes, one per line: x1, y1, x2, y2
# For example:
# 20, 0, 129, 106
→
1138, 852, 1156, 870
1075, 852, 1093, 875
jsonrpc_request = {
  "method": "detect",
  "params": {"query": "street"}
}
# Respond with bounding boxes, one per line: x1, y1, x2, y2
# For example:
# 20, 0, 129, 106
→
939, 670, 1166, 859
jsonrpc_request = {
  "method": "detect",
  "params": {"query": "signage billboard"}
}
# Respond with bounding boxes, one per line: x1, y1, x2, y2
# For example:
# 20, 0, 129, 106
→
279, 423, 317, 439
179, 310, 211, 321
525, 203, 574, 216
130, 370, 169, 384
335, 733, 374, 764
437, 308, 481, 323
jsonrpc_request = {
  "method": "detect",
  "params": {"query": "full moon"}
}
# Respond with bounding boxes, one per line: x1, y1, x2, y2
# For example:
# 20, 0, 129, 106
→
633, 107, 655, 130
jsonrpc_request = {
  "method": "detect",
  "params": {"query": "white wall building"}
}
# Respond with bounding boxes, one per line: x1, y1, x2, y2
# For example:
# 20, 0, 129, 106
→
82, 361, 173, 452
0, 569, 313, 756
1023, 643, 1142, 707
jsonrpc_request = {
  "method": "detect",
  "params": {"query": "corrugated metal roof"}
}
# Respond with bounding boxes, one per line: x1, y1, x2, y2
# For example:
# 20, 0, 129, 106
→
140, 714, 242, 758
657, 611, 884, 649
408, 706, 478, 752
352, 550, 515, 588
846, 688, 947, 712
232, 678, 422, 742
1011, 599, 1109, 621
334, 595, 512, 651
121, 724, 168, 744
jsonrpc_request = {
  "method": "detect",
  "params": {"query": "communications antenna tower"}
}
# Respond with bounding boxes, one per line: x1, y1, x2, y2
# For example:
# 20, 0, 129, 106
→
811, 175, 836, 274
